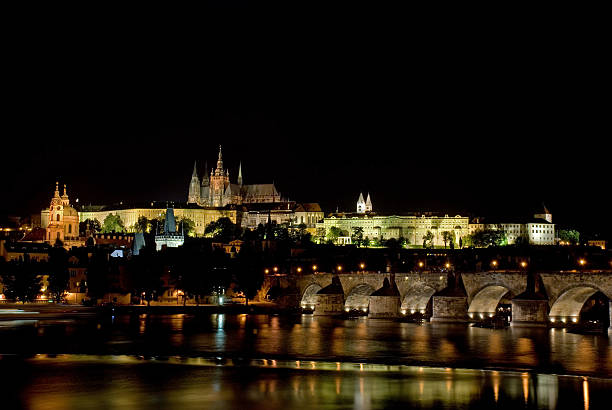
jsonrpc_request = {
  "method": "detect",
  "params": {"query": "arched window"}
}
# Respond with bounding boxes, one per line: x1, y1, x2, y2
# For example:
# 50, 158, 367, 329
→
57, 214, 60, 221
68, 224, 72, 234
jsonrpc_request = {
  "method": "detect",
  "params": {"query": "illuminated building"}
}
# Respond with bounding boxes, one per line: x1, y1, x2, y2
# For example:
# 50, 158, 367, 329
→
43, 182, 84, 249
188, 145, 283, 207
319, 194, 470, 246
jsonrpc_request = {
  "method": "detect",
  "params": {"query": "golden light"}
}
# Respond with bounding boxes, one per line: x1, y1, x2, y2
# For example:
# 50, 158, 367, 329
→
359, 263, 365, 269
312, 265, 318, 271
297, 267, 302, 273
337, 265, 343, 272
491, 260, 498, 267
418, 261, 424, 268
445, 263, 451, 269
520, 261, 527, 268
579, 259, 586, 266
264, 269, 270, 274
273, 266, 278, 272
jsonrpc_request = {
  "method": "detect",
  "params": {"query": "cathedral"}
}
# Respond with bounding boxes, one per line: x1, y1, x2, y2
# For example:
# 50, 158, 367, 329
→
187, 145, 283, 207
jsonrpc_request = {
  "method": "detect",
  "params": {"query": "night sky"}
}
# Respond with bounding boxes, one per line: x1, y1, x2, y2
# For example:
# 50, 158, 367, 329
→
2, 16, 609, 238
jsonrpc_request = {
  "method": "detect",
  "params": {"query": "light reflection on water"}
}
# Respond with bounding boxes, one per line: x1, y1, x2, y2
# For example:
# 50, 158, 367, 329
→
2, 354, 610, 409
1, 313, 612, 408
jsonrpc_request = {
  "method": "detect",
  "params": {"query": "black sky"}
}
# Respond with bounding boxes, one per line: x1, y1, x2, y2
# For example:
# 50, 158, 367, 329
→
2, 12, 609, 238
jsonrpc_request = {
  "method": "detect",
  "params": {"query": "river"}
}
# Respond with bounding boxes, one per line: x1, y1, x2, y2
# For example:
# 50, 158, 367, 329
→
1, 313, 611, 409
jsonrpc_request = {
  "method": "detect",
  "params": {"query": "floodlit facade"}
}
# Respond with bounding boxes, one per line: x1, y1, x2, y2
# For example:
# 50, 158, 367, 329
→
320, 194, 470, 247
188, 145, 283, 207
43, 182, 84, 249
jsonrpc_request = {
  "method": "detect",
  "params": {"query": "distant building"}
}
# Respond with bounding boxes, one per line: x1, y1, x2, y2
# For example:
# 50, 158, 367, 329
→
188, 145, 284, 207
241, 202, 324, 234
482, 206, 556, 245
42, 182, 84, 249
588, 240, 606, 250
155, 208, 184, 251
319, 194, 470, 247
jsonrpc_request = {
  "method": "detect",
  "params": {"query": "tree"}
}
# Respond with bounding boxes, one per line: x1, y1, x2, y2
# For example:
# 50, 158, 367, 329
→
0, 262, 42, 303
47, 246, 70, 302
558, 229, 580, 245
178, 217, 196, 237
441, 231, 455, 249
291, 223, 312, 244
102, 213, 126, 233
134, 216, 149, 233
234, 242, 265, 306
326, 226, 343, 244
470, 229, 506, 248
205, 217, 239, 242
423, 231, 434, 248
80, 219, 101, 236
351, 227, 364, 247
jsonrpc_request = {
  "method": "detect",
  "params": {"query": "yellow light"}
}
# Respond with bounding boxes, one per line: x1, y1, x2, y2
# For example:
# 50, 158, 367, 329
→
491, 260, 498, 267
265, 269, 269, 274
273, 267, 278, 272
337, 265, 343, 272
297, 267, 302, 273
445, 263, 450, 269
520, 261, 527, 268
418, 261, 424, 268
579, 259, 586, 266
360, 263, 365, 269
312, 265, 317, 271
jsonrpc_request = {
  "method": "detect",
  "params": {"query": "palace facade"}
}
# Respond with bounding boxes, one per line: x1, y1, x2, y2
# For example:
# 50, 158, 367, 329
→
318, 193, 470, 247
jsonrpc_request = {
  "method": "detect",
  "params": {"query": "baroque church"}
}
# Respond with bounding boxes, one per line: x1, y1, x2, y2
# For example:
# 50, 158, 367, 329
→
187, 145, 283, 207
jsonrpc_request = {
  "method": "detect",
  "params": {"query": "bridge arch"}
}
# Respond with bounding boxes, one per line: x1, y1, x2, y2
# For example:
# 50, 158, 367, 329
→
300, 283, 322, 308
401, 284, 436, 314
468, 285, 511, 317
345, 283, 375, 310
549, 285, 608, 320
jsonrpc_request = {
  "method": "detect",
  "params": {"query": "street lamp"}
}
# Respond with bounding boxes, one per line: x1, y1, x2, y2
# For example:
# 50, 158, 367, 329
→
418, 261, 424, 268
520, 261, 527, 269
273, 266, 278, 273
337, 265, 343, 273
359, 263, 365, 271
445, 262, 451, 269
297, 267, 302, 273
491, 260, 498, 271
578, 258, 586, 268
265, 268, 270, 274
312, 264, 318, 273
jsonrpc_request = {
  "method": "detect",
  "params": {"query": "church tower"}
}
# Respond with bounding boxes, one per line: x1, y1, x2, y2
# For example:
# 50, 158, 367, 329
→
187, 161, 201, 204
357, 192, 366, 213
238, 162, 243, 186
365, 193, 372, 212
210, 145, 230, 207
46, 182, 79, 247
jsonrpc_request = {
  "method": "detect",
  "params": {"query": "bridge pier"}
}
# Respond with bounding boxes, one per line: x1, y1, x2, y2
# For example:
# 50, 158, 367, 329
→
609, 301, 612, 332
510, 298, 548, 327
430, 295, 468, 323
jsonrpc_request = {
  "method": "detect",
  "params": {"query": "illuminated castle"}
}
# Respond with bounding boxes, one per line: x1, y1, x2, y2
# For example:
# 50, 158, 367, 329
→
187, 145, 283, 207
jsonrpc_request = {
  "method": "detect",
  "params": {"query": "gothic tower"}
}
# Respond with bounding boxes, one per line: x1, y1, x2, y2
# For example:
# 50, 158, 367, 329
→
187, 161, 201, 204
210, 145, 230, 207
365, 193, 372, 212
357, 192, 366, 213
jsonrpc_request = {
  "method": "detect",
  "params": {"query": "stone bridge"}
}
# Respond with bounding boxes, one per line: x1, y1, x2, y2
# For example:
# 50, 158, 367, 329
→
261, 270, 612, 327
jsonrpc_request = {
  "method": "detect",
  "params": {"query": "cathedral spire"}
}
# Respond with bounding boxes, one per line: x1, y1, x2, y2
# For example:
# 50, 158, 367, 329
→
238, 161, 243, 185
216, 145, 224, 174
192, 161, 198, 177
54, 181, 60, 197
365, 193, 372, 212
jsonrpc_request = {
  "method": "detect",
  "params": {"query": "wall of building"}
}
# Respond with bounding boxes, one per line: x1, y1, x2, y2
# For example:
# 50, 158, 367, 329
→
320, 214, 470, 247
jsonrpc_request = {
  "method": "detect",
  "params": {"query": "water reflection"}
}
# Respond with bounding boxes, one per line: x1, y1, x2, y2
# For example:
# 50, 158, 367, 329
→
1, 355, 609, 409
